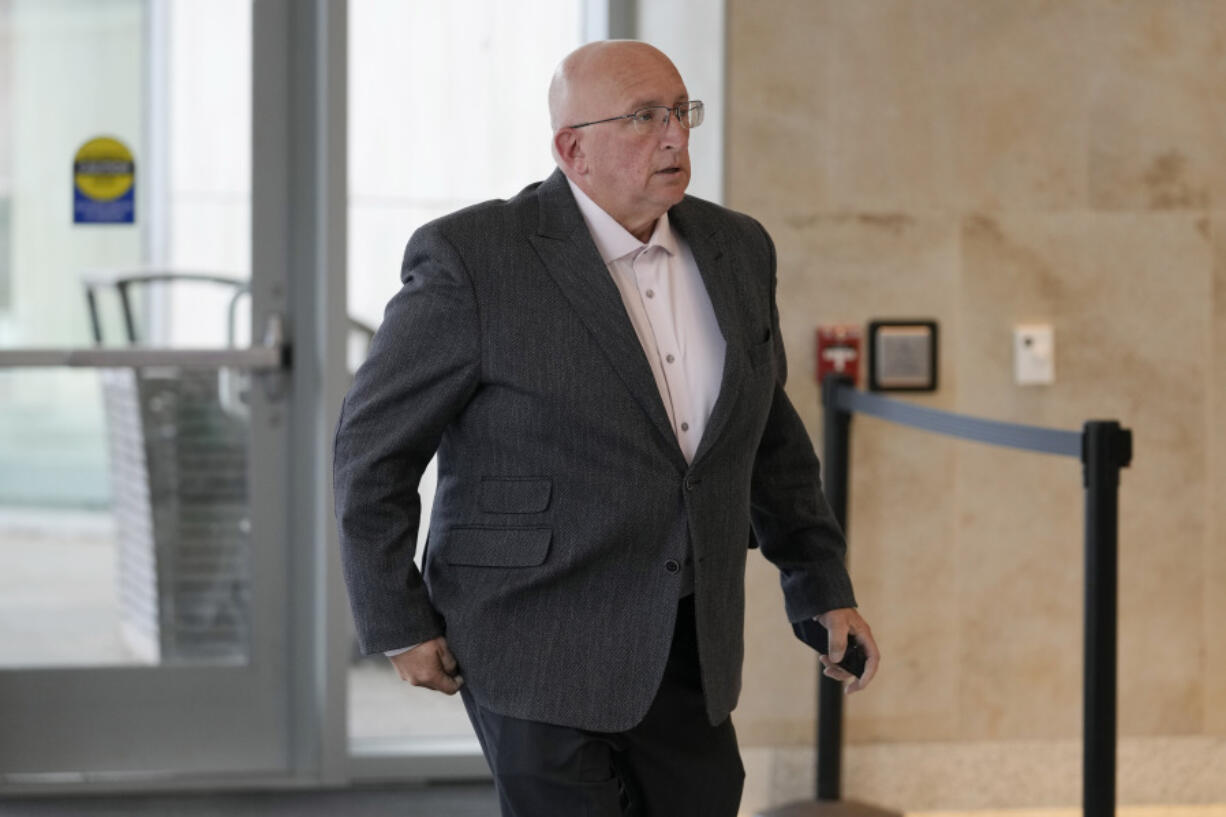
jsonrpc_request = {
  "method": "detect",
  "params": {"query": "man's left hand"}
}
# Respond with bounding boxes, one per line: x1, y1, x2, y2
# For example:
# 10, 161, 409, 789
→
815, 607, 879, 694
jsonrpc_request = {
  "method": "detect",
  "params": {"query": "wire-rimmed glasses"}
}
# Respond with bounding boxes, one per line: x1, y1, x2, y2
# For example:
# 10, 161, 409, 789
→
568, 100, 704, 134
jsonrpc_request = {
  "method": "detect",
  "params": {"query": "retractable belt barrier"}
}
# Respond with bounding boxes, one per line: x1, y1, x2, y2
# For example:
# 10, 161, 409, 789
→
834, 386, 1083, 457
806, 375, 1131, 817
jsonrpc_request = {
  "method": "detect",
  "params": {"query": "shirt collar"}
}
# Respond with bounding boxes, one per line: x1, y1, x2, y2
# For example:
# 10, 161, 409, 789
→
567, 178, 678, 265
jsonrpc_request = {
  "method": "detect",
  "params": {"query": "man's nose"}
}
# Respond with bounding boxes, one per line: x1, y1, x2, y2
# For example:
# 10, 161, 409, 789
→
660, 110, 688, 148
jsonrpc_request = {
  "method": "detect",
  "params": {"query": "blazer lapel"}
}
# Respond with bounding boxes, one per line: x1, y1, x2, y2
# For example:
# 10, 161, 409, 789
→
528, 171, 687, 470
669, 201, 750, 469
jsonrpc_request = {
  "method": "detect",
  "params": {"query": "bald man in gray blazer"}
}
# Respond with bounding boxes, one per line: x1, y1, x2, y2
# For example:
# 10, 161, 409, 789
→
333, 40, 878, 817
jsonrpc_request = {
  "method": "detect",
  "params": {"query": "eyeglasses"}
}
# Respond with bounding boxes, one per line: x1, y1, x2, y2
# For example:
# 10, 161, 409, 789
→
568, 100, 704, 135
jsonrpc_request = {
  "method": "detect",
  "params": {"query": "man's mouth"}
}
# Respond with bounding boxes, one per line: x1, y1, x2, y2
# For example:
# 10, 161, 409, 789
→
656, 167, 683, 175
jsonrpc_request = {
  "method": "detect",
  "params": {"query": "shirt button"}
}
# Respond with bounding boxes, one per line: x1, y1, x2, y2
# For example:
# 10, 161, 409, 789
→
666, 354, 675, 364
680, 422, 689, 432
665, 559, 680, 574
645, 289, 655, 298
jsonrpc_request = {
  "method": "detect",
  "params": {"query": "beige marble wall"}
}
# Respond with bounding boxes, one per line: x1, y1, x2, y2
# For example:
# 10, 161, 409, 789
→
726, 0, 1226, 808
740, 736, 1226, 814
1210, 218, 1226, 737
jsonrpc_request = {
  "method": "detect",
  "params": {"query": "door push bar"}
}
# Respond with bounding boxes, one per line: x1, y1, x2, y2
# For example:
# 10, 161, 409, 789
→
0, 312, 289, 371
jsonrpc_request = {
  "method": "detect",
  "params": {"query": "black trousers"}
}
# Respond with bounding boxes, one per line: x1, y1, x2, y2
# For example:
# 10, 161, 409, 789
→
460, 595, 744, 817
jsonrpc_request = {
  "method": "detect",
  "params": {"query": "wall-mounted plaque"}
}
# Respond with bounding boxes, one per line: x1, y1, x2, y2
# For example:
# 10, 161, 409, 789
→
868, 320, 938, 392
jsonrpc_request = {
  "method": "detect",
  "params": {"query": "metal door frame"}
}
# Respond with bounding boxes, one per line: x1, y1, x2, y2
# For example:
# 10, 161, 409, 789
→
0, 0, 344, 792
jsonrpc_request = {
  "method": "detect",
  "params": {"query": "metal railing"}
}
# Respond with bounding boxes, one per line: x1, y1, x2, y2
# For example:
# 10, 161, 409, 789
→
0, 271, 291, 372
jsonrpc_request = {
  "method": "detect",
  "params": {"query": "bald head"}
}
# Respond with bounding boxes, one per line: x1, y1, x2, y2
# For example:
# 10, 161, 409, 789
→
548, 40, 693, 243
548, 40, 680, 131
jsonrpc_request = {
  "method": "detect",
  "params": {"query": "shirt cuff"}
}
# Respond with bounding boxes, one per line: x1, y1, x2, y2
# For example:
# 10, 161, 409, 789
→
383, 643, 420, 658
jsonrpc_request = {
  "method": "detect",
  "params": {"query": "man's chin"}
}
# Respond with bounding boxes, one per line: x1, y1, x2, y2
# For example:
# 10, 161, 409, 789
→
653, 170, 690, 197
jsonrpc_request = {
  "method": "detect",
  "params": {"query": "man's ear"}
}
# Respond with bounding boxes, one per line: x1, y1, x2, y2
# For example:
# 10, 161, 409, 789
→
554, 129, 587, 175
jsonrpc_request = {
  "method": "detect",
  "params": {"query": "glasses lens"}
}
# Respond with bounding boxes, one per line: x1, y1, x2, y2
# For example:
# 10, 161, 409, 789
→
630, 107, 664, 134
627, 102, 704, 133
684, 101, 704, 129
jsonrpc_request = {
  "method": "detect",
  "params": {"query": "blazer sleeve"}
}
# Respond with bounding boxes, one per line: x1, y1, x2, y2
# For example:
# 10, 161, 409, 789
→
748, 225, 858, 623
333, 225, 481, 654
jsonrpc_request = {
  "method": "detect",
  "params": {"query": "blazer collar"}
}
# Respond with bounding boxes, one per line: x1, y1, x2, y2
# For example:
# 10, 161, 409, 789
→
667, 202, 750, 469
529, 171, 687, 470
529, 170, 749, 472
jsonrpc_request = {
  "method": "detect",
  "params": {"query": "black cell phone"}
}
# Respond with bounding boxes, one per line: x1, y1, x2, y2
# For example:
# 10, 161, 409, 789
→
791, 618, 868, 679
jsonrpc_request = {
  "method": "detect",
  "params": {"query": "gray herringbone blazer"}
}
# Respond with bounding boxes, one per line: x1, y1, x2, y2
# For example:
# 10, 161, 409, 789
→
333, 169, 855, 732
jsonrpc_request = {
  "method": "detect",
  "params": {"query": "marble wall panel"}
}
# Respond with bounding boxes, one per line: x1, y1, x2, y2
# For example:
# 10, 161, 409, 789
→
842, 736, 1226, 809
823, 0, 951, 211
769, 211, 961, 425
771, 213, 961, 742
952, 214, 1086, 733
952, 443, 1085, 739
1071, 214, 1209, 738
958, 212, 1211, 737
1208, 216, 1226, 736
727, 0, 1224, 764
738, 211, 962, 746
747, 738, 1226, 812
1087, 0, 1226, 210
840, 419, 962, 742
725, 0, 830, 218
738, 553, 820, 746
845, 739, 1083, 810
958, 213, 1085, 425
919, 0, 1091, 212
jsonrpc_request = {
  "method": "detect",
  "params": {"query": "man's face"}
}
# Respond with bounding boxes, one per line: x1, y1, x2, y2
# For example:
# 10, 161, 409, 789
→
568, 48, 692, 237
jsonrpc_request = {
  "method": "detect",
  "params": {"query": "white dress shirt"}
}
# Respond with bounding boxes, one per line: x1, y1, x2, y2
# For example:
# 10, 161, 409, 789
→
567, 180, 726, 463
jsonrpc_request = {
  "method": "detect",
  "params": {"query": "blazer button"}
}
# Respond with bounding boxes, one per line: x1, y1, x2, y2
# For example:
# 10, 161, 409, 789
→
665, 559, 680, 574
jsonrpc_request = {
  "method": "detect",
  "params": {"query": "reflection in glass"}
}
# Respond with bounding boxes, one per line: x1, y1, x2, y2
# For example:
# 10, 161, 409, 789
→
0, 0, 255, 671
102, 367, 251, 663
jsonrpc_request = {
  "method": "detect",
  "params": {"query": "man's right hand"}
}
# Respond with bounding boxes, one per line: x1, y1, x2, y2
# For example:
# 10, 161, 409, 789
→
388, 636, 464, 695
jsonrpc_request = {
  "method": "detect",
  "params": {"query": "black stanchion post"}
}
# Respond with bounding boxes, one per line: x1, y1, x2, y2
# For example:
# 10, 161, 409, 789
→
1082, 421, 1132, 817
818, 375, 853, 801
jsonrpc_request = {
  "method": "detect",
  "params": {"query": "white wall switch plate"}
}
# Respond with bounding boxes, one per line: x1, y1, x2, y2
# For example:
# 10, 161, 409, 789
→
1014, 324, 1055, 385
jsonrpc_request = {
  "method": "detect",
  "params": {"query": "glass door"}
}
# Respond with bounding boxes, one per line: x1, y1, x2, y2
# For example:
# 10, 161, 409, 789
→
343, 0, 582, 775
0, 0, 294, 781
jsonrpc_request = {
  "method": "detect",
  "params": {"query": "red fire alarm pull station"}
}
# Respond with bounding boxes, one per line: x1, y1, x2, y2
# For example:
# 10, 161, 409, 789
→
816, 325, 862, 385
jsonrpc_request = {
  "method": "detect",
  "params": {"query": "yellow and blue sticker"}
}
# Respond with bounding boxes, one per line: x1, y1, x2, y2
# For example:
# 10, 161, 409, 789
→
73, 136, 135, 224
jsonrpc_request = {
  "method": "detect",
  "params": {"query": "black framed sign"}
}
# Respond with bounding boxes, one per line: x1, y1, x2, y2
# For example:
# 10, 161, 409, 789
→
867, 319, 938, 392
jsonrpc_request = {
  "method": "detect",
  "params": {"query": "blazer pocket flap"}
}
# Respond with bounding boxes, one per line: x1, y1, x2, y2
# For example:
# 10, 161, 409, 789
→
479, 477, 553, 513
442, 527, 552, 567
